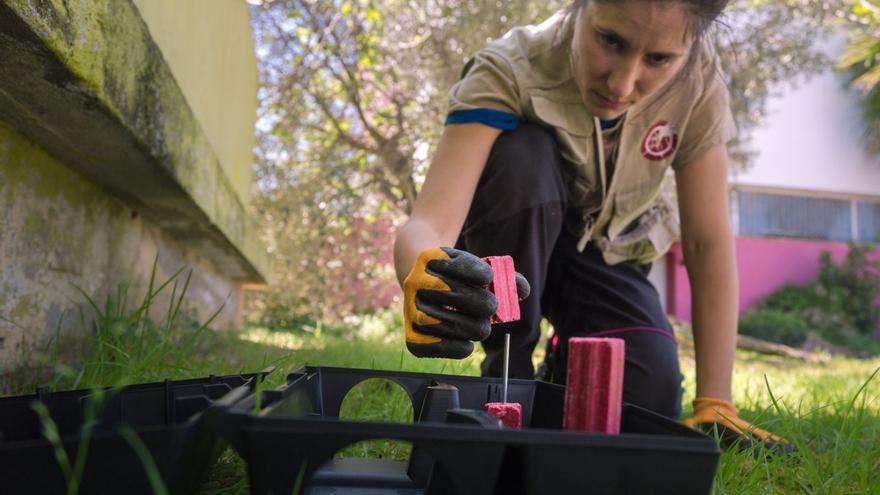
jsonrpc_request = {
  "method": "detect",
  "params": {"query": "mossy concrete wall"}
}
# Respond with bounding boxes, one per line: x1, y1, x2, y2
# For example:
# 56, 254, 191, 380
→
0, 0, 269, 367
133, 0, 258, 205
0, 121, 241, 361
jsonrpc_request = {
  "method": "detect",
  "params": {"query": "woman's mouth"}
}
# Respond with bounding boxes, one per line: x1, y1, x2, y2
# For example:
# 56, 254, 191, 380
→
591, 90, 627, 111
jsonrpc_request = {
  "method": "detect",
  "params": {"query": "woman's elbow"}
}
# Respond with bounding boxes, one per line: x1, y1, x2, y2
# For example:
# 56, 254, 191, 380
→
680, 229, 735, 264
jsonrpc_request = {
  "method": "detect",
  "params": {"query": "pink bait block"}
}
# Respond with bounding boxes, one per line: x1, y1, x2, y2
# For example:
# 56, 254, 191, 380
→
563, 337, 625, 434
484, 402, 522, 429
483, 256, 520, 324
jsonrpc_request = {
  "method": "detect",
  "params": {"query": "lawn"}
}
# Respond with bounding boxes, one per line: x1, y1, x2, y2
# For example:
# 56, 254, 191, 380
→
6, 305, 880, 494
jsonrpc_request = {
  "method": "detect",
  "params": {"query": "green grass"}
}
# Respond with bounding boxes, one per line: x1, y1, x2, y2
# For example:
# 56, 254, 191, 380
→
4, 269, 879, 494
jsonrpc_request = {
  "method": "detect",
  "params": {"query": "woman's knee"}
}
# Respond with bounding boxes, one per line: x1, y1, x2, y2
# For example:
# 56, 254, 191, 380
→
621, 334, 683, 419
478, 121, 566, 207
490, 121, 558, 165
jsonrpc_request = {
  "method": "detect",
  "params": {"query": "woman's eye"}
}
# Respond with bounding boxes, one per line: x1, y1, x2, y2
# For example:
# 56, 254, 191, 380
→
598, 32, 620, 48
647, 54, 671, 66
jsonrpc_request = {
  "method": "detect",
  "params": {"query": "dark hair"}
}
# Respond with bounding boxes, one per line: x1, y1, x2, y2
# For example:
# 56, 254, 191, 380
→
566, 0, 728, 38
565, 0, 730, 75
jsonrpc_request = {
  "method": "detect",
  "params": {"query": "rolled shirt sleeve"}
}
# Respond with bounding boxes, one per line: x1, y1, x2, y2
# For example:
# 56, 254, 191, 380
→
673, 57, 738, 170
446, 47, 522, 130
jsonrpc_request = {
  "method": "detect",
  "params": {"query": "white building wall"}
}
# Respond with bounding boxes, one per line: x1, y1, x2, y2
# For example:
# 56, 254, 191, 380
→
733, 67, 880, 196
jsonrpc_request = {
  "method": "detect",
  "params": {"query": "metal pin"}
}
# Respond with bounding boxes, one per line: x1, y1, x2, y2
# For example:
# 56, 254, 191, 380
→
503, 333, 510, 403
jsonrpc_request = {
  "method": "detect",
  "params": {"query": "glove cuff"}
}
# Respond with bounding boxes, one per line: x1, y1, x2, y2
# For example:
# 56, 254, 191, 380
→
692, 397, 737, 417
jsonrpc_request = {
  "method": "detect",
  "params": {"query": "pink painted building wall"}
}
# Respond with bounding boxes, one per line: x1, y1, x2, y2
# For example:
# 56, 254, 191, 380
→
666, 237, 878, 322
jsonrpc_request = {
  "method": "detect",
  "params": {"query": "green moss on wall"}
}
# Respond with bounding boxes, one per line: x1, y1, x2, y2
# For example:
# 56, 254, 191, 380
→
9, 294, 34, 321
0, 120, 136, 279
0, 3, 258, 364
0, 123, 95, 211
2, 0, 269, 287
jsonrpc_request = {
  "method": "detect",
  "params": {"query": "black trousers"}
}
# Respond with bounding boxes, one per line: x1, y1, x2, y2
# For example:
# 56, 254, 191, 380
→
455, 122, 683, 419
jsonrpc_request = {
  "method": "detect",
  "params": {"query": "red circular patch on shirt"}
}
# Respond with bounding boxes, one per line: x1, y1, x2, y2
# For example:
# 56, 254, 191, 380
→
641, 120, 678, 161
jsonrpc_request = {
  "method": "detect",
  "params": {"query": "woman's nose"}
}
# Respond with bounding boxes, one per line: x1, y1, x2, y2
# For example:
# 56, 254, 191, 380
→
607, 59, 639, 100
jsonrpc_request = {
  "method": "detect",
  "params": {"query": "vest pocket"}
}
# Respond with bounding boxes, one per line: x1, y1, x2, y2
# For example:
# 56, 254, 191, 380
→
599, 190, 680, 264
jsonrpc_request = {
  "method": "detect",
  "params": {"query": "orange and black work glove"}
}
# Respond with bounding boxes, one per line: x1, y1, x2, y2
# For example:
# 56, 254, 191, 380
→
682, 398, 795, 454
404, 247, 530, 359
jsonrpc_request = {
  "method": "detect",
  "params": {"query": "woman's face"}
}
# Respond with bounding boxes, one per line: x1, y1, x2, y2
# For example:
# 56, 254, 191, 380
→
571, 1, 694, 119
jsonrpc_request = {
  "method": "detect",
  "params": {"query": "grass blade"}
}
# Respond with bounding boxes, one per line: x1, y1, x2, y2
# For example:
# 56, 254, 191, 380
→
119, 425, 170, 495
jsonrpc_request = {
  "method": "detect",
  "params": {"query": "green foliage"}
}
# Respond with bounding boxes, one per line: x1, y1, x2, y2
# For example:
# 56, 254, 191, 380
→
248, 0, 568, 323
705, 366, 880, 495
739, 243, 880, 355
836, 0, 880, 152
739, 306, 812, 347
817, 244, 880, 335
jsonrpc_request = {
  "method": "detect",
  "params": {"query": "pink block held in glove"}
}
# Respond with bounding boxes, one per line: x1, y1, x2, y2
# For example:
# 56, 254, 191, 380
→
484, 402, 522, 429
482, 256, 520, 323
563, 337, 625, 434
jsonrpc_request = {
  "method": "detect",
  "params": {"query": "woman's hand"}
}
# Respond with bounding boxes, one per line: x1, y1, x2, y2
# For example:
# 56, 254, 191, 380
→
394, 123, 503, 358
683, 397, 794, 454
404, 247, 529, 358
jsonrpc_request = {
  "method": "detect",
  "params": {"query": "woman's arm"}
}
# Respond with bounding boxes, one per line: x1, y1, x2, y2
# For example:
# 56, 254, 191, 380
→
394, 123, 503, 285
674, 144, 737, 401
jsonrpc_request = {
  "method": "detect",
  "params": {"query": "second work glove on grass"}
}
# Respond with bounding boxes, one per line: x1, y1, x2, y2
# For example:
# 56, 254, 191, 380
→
682, 397, 795, 455
404, 247, 530, 359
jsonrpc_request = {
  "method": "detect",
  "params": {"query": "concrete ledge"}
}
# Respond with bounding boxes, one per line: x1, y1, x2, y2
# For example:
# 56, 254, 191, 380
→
0, 0, 269, 283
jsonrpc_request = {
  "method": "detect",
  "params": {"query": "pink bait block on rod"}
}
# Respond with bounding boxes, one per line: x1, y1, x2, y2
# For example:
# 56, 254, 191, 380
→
482, 256, 520, 324
484, 402, 522, 429
563, 337, 625, 434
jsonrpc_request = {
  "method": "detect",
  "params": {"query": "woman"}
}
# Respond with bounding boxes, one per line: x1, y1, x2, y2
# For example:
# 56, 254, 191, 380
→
394, 0, 786, 450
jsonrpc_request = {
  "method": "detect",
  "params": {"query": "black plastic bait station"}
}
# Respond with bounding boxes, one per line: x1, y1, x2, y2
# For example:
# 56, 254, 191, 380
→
0, 366, 720, 494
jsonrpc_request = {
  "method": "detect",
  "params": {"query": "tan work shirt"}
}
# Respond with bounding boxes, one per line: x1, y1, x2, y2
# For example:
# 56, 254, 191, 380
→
447, 11, 737, 264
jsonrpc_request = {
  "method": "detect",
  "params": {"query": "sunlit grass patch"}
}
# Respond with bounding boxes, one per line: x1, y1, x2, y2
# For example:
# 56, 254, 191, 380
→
677, 342, 880, 495
238, 327, 317, 350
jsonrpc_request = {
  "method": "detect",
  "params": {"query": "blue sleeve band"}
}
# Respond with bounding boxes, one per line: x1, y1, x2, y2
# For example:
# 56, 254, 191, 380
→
445, 108, 520, 130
